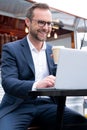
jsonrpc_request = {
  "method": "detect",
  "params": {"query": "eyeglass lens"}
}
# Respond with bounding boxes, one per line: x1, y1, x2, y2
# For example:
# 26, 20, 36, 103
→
38, 20, 53, 27
31, 19, 53, 27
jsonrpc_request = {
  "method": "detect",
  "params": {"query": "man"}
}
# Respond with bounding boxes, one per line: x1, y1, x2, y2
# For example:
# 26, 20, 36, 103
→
0, 3, 87, 130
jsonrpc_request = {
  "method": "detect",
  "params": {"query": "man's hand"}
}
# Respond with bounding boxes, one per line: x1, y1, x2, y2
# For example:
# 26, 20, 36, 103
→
36, 75, 56, 89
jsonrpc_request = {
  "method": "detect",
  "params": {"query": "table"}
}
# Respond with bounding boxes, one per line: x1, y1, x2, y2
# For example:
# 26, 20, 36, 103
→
28, 89, 87, 130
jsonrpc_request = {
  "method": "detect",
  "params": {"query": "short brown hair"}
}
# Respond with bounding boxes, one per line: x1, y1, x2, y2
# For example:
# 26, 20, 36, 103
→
26, 3, 51, 20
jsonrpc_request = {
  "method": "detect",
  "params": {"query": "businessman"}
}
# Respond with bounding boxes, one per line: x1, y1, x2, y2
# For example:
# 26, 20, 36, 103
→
0, 3, 87, 130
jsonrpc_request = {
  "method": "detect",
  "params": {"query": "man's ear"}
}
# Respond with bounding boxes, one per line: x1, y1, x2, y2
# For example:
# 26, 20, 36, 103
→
25, 17, 30, 27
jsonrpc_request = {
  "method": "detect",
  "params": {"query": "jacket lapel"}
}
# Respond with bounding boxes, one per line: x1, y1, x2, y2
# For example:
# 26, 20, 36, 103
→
46, 44, 53, 74
20, 37, 35, 74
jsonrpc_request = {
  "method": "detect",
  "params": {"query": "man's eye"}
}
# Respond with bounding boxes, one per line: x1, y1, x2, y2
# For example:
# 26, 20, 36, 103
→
37, 20, 52, 27
47, 22, 51, 26
38, 20, 45, 25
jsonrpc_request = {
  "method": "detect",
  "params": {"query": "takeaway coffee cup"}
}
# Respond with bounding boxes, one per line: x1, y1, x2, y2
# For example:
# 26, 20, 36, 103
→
52, 46, 65, 64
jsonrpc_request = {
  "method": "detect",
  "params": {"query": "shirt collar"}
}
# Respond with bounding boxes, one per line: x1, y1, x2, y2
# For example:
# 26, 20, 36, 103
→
27, 34, 46, 51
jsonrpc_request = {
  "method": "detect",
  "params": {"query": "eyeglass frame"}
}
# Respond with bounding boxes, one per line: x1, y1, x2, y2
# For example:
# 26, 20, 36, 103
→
30, 19, 54, 27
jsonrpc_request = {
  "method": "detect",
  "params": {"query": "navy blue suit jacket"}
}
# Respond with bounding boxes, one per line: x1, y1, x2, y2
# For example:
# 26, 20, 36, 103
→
0, 36, 56, 118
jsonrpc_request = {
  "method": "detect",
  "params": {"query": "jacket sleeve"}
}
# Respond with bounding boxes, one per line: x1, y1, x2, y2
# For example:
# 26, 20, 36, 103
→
1, 43, 35, 99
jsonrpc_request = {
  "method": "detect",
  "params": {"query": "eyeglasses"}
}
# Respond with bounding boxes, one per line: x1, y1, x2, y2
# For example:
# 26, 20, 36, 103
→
31, 19, 53, 27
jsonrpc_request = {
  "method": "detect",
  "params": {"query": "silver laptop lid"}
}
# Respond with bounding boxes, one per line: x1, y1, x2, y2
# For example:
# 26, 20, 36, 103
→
54, 48, 87, 90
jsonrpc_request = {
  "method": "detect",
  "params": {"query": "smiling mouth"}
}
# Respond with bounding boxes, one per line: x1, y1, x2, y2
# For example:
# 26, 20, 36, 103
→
39, 31, 48, 37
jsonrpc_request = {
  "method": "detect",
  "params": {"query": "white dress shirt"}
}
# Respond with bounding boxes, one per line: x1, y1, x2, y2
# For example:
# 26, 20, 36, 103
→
27, 35, 49, 91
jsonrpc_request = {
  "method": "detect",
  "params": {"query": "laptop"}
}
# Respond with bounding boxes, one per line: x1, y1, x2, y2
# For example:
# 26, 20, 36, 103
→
37, 48, 87, 90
